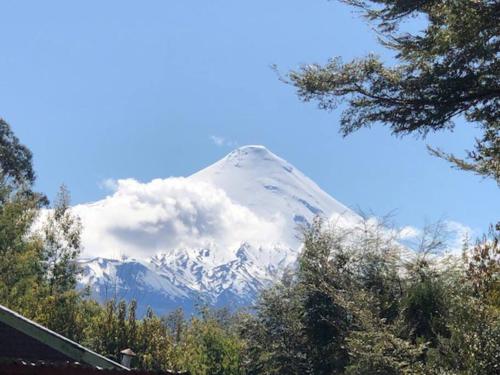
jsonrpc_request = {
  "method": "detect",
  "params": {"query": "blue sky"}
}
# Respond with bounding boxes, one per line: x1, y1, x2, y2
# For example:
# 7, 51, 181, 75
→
1, 0, 498, 237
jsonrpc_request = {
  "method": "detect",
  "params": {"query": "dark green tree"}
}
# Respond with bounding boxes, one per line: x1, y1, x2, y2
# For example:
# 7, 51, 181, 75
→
398, 223, 452, 347
287, 0, 499, 182
0, 119, 46, 315
86, 300, 123, 362
178, 313, 244, 375
165, 308, 185, 345
241, 273, 309, 375
0, 118, 35, 186
297, 219, 351, 374
430, 226, 500, 374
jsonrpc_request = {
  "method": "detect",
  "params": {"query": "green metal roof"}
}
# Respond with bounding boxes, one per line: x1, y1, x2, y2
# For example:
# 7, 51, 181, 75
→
0, 304, 128, 371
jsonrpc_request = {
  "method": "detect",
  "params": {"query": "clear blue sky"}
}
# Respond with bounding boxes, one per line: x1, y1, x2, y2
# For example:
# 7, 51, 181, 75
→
1, 0, 498, 235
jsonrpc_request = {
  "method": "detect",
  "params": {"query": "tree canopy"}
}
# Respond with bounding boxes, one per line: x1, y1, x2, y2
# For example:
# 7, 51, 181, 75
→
0, 119, 498, 374
288, 0, 499, 182
0, 118, 35, 186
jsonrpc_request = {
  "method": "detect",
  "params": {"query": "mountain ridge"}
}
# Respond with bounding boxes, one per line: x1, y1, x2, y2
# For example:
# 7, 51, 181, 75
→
78, 145, 359, 314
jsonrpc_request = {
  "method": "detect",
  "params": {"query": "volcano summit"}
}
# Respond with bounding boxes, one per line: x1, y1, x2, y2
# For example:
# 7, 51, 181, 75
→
77, 146, 359, 314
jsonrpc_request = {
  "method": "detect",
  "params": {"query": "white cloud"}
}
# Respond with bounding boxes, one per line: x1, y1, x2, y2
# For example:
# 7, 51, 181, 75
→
398, 226, 421, 240
396, 220, 474, 255
75, 177, 285, 260
98, 178, 119, 191
444, 220, 475, 255
210, 135, 238, 148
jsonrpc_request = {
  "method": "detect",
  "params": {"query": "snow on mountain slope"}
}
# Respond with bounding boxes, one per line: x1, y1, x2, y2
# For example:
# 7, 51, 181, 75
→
78, 145, 360, 315
190, 145, 357, 245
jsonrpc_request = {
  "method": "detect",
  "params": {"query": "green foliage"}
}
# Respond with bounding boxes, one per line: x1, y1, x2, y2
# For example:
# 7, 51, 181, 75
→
429, 227, 500, 374
432, 293, 500, 375
399, 277, 448, 345
0, 120, 89, 341
241, 274, 308, 374
32, 185, 86, 340
0, 120, 498, 374
0, 120, 47, 314
398, 246, 450, 347
298, 219, 351, 374
0, 121, 47, 315
345, 328, 426, 375
41, 185, 82, 294
135, 307, 174, 371
174, 309, 244, 375
81, 301, 245, 374
244, 218, 499, 374
0, 188, 44, 313
287, 0, 500, 182
0, 118, 35, 186
70, 223, 495, 375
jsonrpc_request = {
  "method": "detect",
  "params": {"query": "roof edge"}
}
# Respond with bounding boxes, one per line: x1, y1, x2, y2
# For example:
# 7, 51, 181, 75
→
0, 304, 128, 371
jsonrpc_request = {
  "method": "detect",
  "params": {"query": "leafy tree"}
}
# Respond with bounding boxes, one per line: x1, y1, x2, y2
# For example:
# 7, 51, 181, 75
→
433, 290, 500, 374
244, 217, 408, 374
0, 118, 35, 186
179, 316, 243, 375
349, 215, 403, 323
399, 275, 448, 345
30, 185, 86, 340
430, 227, 500, 374
40, 185, 82, 294
135, 307, 174, 371
2, 117, 499, 374
465, 224, 500, 303
165, 308, 186, 345
398, 223, 453, 347
346, 323, 426, 375
241, 273, 309, 375
86, 300, 121, 361
0, 119, 47, 315
0, 188, 44, 312
127, 299, 138, 348
0, 120, 88, 341
287, 0, 499, 182
297, 219, 352, 374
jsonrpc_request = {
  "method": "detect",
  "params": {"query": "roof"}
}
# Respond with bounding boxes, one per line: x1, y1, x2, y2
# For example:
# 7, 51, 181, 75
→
0, 361, 188, 374
0, 304, 128, 371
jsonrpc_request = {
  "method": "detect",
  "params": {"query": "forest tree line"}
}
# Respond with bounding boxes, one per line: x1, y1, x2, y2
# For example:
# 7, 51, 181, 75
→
1, 0, 499, 372
0, 119, 498, 374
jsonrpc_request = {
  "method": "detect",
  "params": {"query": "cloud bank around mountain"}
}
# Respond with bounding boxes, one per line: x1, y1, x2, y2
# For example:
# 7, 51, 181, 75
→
75, 176, 475, 260
394, 220, 474, 255
75, 177, 286, 259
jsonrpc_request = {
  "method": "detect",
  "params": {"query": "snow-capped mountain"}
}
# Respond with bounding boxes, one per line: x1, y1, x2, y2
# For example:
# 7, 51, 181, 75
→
78, 145, 359, 315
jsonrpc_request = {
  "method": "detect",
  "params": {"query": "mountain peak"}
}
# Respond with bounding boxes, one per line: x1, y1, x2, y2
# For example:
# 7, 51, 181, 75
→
190, 144, 355, 234
192, 144, 291, 184
79, 144, 360, 315
235, 144, 268, 152
224, 145, 281, 166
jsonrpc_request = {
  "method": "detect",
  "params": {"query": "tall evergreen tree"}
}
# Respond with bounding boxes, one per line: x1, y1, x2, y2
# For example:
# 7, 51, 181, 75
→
287, 0, 499, 182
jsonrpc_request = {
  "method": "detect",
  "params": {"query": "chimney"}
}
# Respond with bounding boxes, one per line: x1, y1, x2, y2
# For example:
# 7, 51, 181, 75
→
120, 348, 136, 369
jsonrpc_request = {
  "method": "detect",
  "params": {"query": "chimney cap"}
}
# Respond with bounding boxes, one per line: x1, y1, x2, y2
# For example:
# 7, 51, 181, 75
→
120, 348, 136, 357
